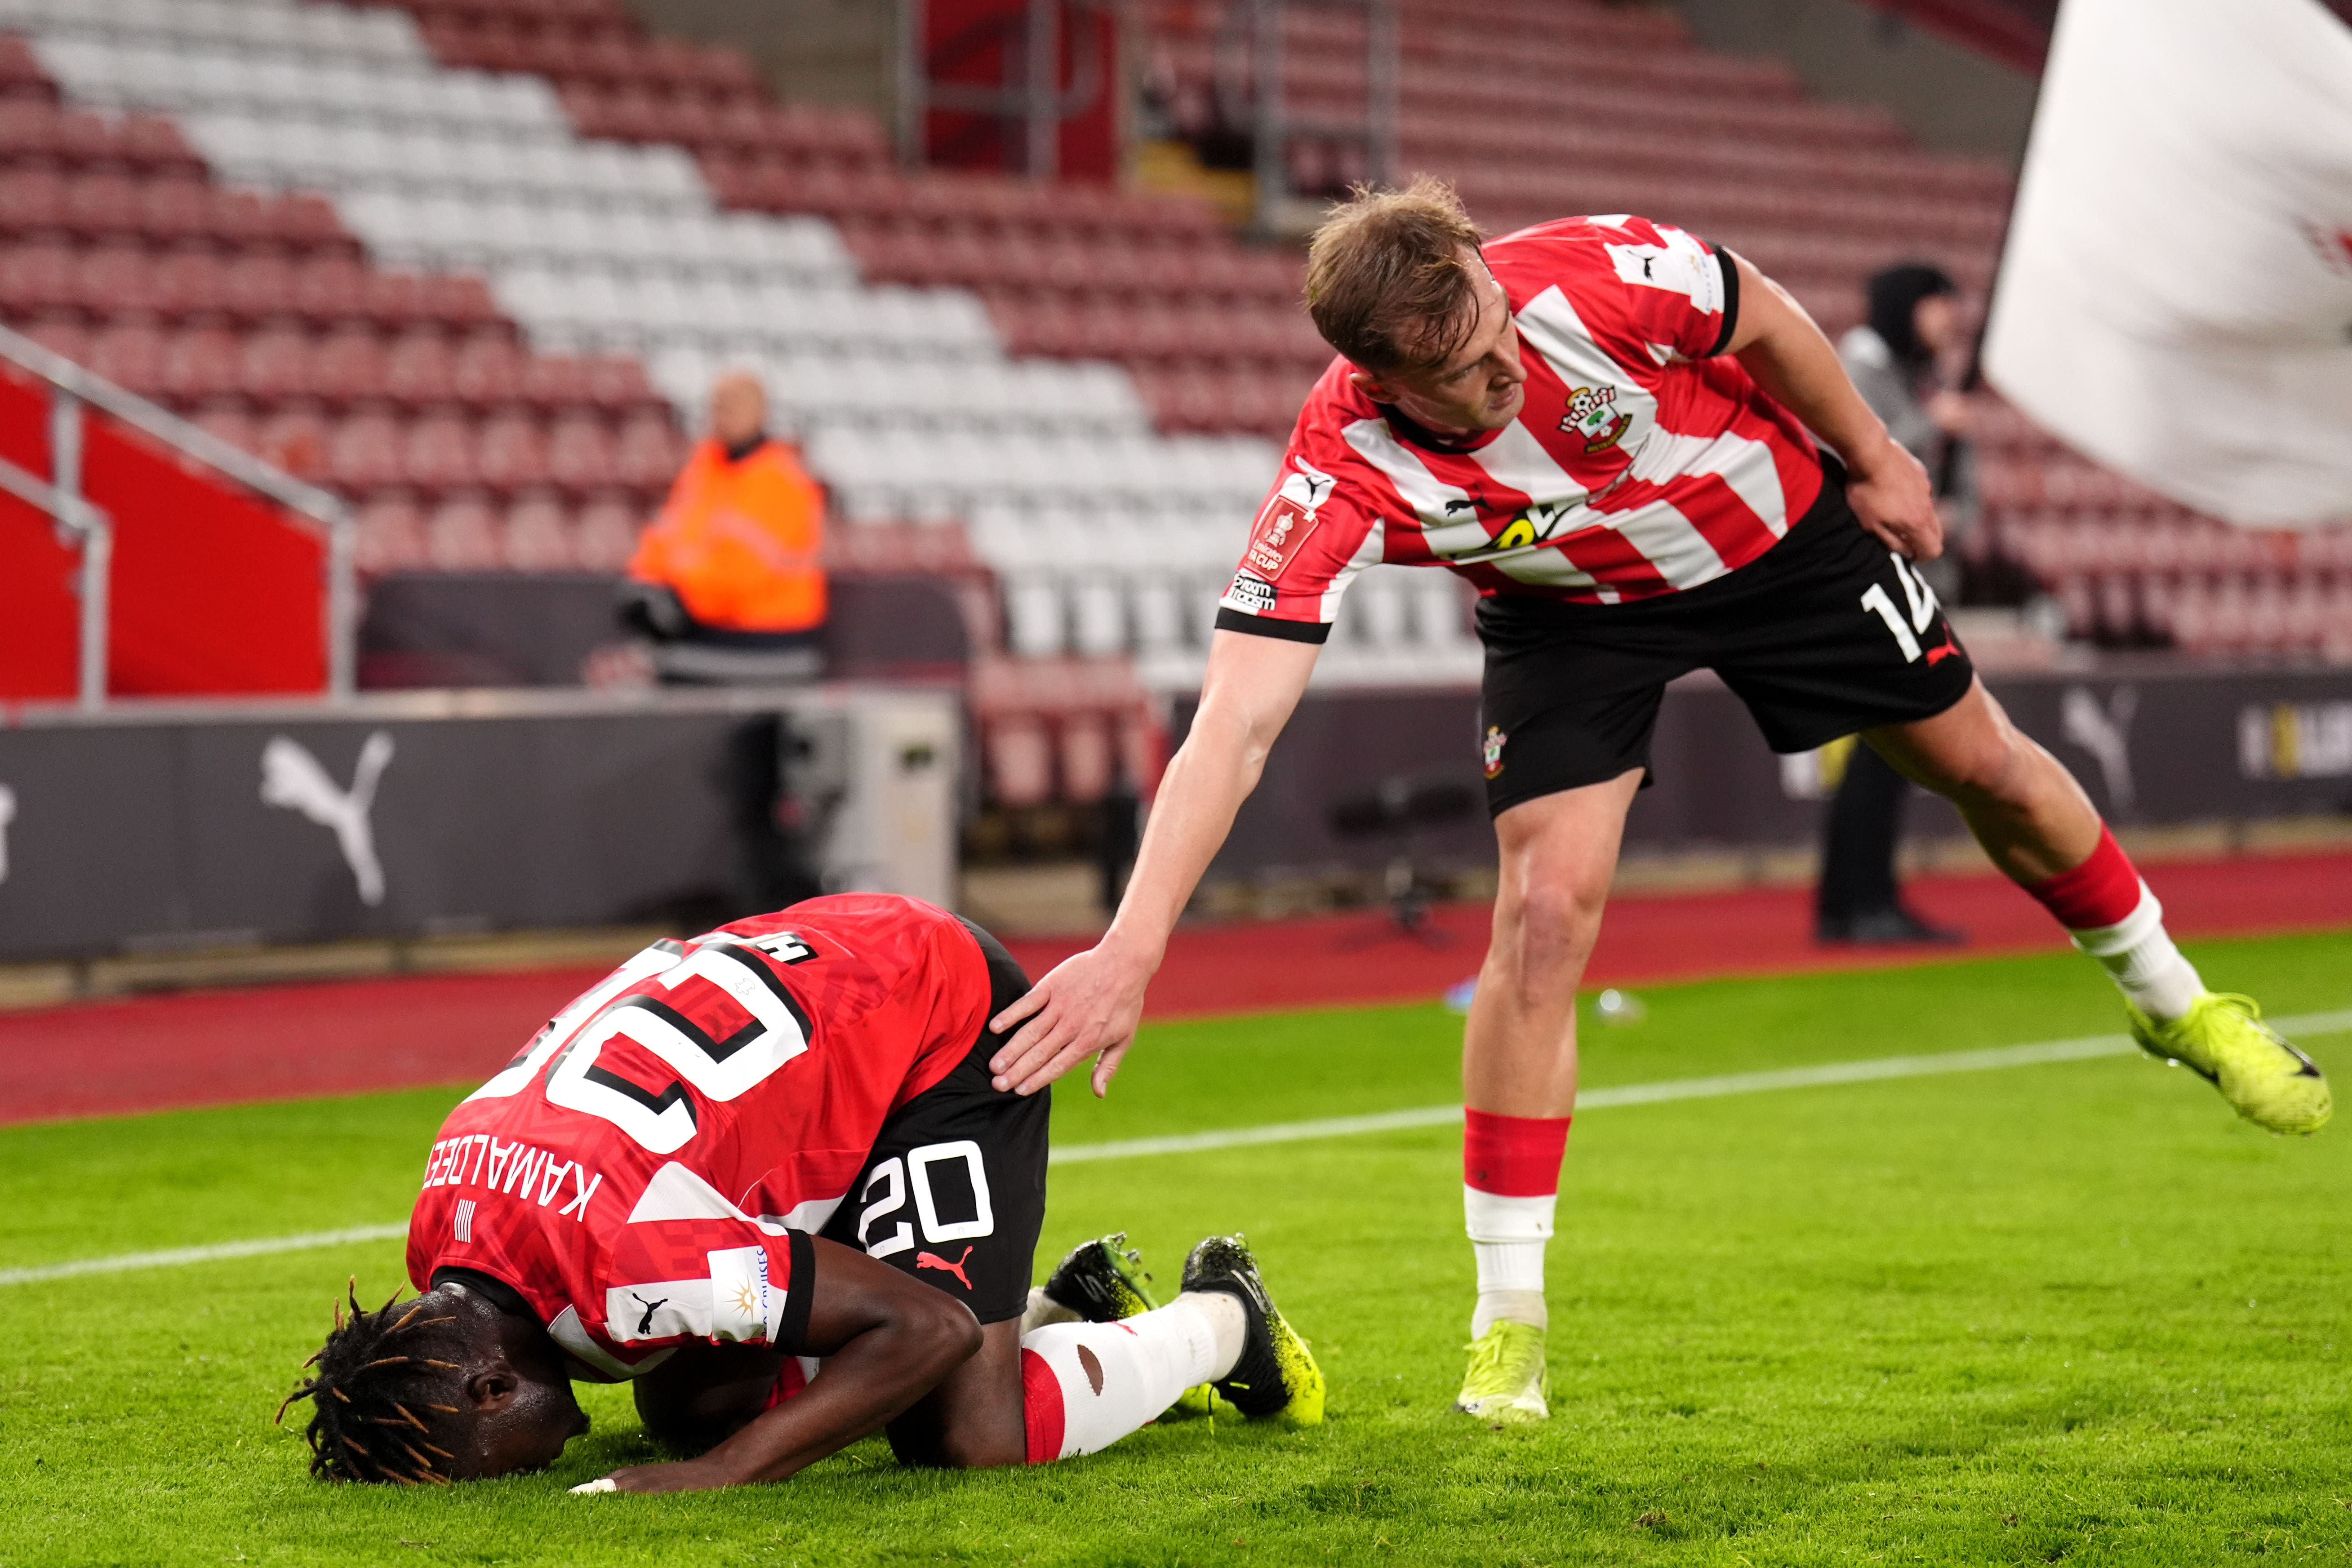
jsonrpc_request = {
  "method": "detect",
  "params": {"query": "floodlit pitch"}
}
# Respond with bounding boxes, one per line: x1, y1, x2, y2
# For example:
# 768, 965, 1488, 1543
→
2, 932, 2347, 1563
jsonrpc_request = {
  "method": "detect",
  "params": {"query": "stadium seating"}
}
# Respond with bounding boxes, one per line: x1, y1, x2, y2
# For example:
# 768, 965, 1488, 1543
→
1140, 0, 2011, 340
1126, 0, 2337, 659
0, 0, 1322, 703
1, 0, 2334, 799
1968, 398, 2345, 656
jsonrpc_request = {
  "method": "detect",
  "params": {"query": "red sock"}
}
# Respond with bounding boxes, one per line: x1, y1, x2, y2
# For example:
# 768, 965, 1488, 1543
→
2020, 826, 2143, 931
1020, 1348, 1064, 1465
1463, 1108, 1571, 1196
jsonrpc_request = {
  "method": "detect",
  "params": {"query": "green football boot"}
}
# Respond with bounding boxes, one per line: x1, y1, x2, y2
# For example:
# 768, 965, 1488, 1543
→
1179, 1235, 1324, 1426
1456, 1320, 1549, 1425
1041, 1233, 1158, 1322
2130, 992, 2331, 1135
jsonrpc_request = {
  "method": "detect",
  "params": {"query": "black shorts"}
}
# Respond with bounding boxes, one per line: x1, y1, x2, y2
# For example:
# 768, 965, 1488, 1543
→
1476, 461, 1974, 817
816, 919, 1046, 1325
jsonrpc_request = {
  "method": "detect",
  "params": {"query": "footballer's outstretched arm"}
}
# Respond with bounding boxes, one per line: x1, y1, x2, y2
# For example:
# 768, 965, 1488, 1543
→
1718, 251, 1941, 561
591, 1237, 982, 1494
988, 628, 1320, 1097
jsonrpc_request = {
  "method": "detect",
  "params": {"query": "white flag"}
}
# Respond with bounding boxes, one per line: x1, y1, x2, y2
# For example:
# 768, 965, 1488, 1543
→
1983, 0, 2352, 528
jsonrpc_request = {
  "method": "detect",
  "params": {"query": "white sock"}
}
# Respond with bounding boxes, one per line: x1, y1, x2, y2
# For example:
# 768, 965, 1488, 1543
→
1465, 1186, 1553, 1337
1021, 1287, 1081, 1335
2071, 883, 2202, 1021
1020, 1294, 1236, 1460
1178, 1289, 1248, 1380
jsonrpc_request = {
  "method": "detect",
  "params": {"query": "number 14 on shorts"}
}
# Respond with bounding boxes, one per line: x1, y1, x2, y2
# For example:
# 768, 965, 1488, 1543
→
1860, 554, 1955, 664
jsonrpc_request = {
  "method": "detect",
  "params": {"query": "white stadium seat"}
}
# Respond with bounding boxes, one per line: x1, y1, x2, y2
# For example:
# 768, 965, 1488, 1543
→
7, 0, 1460, 684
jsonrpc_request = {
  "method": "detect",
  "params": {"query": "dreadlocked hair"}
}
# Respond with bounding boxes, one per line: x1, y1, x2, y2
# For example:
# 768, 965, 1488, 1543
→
275, 1277, 467, 1485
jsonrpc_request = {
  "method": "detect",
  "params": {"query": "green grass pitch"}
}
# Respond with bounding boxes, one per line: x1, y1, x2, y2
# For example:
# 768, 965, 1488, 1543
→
2, 930, 2348, 1566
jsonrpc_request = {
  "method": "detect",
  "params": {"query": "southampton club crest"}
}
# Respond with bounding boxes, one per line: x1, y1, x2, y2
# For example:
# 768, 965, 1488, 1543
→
1482, 725, 1507, 780
1561, 384, 1631, 454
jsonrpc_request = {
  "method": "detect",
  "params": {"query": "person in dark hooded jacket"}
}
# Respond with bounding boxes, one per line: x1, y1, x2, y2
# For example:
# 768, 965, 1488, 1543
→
1816, 263, 1975, 944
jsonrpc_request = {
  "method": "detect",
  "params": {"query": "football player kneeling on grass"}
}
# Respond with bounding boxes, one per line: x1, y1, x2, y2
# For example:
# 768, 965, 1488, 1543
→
275, 895, 1320, 1491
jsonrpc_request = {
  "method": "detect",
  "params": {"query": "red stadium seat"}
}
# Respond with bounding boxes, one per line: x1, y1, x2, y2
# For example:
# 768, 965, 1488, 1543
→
711, 99, 775, 156
560, 78, 620, 136
20, 315, 88, 364
204, 189, 278, 249
0, 167, 64, 236
583, 354, 655, 413
75, 241, 160, 318
291, 254, 370, 327
0, 36, 53, 102
192, 403, 259, 456
237, 324, 313, 404
404, 410, 479, 491
420, 274, 498, 331
502, 491, 577, 570
158, 324, 240, 403
86, 321, 167, 397
993, 228, 1059, 293
63, 171, 139, 240
0, 98, 62, 163
355, 491, 428, 574
1059, 711, 1115, 804
220, 251, 297, 326
580, 35, 643, 87
916, 222, 988, 289
311, 325, 388, 405
983, 714, 1055, 808
612, 409, 682, 489
330, 413, 405, 491
517, 352, 592, 409
118, 115, 200, 178
384, 329, 458, 407
0, 238, 76, 315
361, 271, 429, 331
424, 492, 504, 571
476, 409, 549, 491
573, 490, 642, 570
692, 149, 764, 208
134, 177, 214, 245
54, 111, 116, 170
546, 411, 616, 492
453, 332, 525, 406
256, 407, 332, 480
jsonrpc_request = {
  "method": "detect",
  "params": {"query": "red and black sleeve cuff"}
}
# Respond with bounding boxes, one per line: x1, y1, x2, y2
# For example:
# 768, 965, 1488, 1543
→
776, 1228, 815, 1353
1214, 607, 1332, 644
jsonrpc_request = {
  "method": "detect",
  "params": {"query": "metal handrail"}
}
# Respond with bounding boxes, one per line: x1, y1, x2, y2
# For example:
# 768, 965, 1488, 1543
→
1216, 0, 1398, 237
896, 0, 1114, 180
0, 449, 102, 534
0, 320, 357, 702
0, 447, 110, 708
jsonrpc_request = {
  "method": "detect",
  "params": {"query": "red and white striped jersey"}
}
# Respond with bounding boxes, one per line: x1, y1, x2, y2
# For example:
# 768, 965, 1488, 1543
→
406, 894, 991, 1381
1217, 216, 1827, 637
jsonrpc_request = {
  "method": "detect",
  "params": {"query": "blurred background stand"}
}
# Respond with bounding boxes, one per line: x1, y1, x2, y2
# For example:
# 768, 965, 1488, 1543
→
1328, 773, 1479, 946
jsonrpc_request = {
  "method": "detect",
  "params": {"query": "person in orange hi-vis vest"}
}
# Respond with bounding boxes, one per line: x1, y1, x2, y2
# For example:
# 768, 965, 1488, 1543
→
621, 371, 827, 683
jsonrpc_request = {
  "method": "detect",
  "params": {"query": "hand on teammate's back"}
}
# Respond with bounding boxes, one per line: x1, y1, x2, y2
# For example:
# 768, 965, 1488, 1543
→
1843, 435, 1944, 561
989, 944, 1153, 1098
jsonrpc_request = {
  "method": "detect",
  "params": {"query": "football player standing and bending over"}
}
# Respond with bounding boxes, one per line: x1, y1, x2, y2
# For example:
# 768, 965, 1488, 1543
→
278, 894, 1320, 1490
982, 180, 2330, 1426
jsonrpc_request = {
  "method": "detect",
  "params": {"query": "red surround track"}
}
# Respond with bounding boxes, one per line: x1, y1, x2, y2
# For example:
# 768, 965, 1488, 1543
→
4, 853, 2346, 1126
